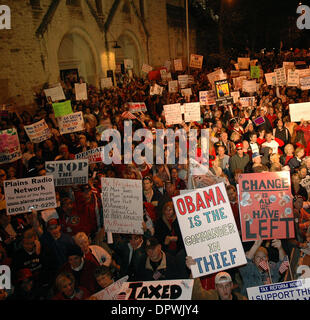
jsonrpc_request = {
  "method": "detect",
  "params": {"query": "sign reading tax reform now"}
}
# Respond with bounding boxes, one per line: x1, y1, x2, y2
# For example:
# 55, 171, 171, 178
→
238, 172, 294, 241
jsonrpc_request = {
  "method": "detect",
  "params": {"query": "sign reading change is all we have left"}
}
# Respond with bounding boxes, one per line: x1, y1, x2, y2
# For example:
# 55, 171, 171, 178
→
172, 182, 247, 278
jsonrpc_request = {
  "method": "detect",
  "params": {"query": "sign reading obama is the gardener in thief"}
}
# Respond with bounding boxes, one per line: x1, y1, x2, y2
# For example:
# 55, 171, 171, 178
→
172, 182, 247, 278
238, 172, 294, 242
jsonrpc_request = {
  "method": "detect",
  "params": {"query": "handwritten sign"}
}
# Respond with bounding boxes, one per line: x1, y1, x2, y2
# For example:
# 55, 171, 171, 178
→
163, 103, 183, 125
300, 76, 310, 90
150, 83, 164, 96
178, 75, 189, 89
190, 54, 203, 69
0, 128, 22, 164
287, 70, 299, 87
174, 59, 183, 71
92, 276, 129, 300
184, 102, 201, 123
74, 83, 87, 100
242, 80, 258, 93
264, 72, 276, 86
24, 119, 52, 144
239, 97, 255, 108
57, 111, 85, 135
124, 59, 133, 70
101, 77, 113, 89
52, 100, 73, 118
44, 84, 65, 102
274, 68, 287, 86
238, 172, 294, 241
289, 102, 310, 122
101, 178, 144, 235
141, 64, 153, 74
168, 80, 179, 93
199, 90, 216, 106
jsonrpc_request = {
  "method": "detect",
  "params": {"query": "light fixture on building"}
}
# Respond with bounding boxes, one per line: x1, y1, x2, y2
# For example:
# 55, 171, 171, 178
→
112, 41, 121, 49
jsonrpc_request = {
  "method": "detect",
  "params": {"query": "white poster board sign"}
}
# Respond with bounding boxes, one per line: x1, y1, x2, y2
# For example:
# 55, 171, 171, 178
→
287, 70, 300, 87
57, 111, 85, 135
296, 68, 310, 79
265, 72, 277, 86
274, 67, 287, 86
207, 69, 225, 89
184, 102, 201, 122
45, 159, 89, 186
178, 75, 189, 89
101, 178, 144, 235
242, 80, 257, 93
74, 83, 87, 100
117, 279, 194, 300
4, 176, 57, 215
181, 88, 192, 97
24, 119, 52, 144
101, 77, 113, 89
150, 83, 164, 96
163, 103, 183, 125
190, 54, 203, 69
172, 182, 247, 278
168, 80, 179, 93
92, 276, 129, 300
239, 96, 255, 107
141, 64, 153, 74
199, 90, 216, 106
124, 59, 134, 70
289, 102, 310, 122
44, 84, 66, 102
300, 76, 310, 90
174, 59, 183, 71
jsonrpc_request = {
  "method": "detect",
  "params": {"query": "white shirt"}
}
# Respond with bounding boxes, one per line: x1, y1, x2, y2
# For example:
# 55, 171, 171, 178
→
262, 140, 279, 154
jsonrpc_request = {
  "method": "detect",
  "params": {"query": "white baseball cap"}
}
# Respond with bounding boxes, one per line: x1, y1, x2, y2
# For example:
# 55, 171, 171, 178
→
215, 272, 232, 285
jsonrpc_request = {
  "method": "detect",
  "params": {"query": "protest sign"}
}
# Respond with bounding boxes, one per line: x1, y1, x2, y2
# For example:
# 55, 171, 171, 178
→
233, 76, 247, 90
75, 146, 105, 164
242, 80, 257, 93
264, 72, 277, 86
127, 102, 147, 113
45, 159, 88, 186
92, 276, 129, 300
172, 182, 247, 278
207, 69, 225, 90
289, 102, 310, 122
253, 116, 265, 126
274, 68, 287, 86
44, 84, 65, 102
178, 75, 189, 89
181, 88, 192, 97
117, 279, 194, 300
247, 279, 310, 300
296, 68, 310, 79
57, 111, 84, 135
283, 61, 295, 76
174, 59, 183, 71
238, 57, 250, 70
230, 91, 240, 104
287, 70, 299, 87
199, 90, 216, 106
238, 171, 294, 241
184, 102, 201, 122
4, 176, 57, 215
124, 59, 133, 70
250, 59, 258, 67
239, 97, 255, 108
250, 66, 260, 79
163, 103, 183, 125
190, 54, 203, 69
0, 128, 22, 164
168, 80, 179, 93
239, 70, 251, 78
101, 77, 113, 89
300, 76, 310, 90
150, 83, 164, 96
74, 83, 87, 100
24, 119, 52, 144
141, 63, 153, 74
52, 100, 73, 118
101, 178, 144, 235
214, 79, 233, 106
300, 175, 310, 194
230, 70, 240, 78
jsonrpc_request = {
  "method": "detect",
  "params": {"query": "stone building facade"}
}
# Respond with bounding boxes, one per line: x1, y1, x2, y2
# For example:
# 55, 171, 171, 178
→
1, 0, 196, 107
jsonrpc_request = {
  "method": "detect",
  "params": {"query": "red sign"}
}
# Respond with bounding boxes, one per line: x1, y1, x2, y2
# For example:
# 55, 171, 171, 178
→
238, 172, 294, 241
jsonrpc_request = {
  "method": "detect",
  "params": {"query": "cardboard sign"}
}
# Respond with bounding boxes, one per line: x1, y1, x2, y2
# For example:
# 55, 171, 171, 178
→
172, 182, 247, 278
4, 176, 57, 215
45, 159, 89, 186
101, 178, 144, 235
117, 279, 194, 300
199, 90, 216, 106
247, 279, 310, 300
44, 84, 66, 102
74, 83, 87, 100
0, 128, 22, 164
264, 72, 277, 86
178, 75, 189, 89
184, 102, 201, 122
238, 57, 250, 70
238, 172, 294, 242
168, 80, 179, 93
150, 83, 163, 96
141, 64, 153, 74
174, 59, 183, 71
274, 68, 287, 86
289, 102, 310, 122
190, 54, 203, 69
300, 76, 310, 90
24, 119, 52, 144
57, 111, 85, 135
75, 146, 105, 164
124, 59, 133, 70
239, 97, 255, 107
52, 100, 73, 118
287, 70, 300, 87
101, 77, 113, 89
163, 103, 183, 125
127, 102, 147, 113
92, 276, 129, 300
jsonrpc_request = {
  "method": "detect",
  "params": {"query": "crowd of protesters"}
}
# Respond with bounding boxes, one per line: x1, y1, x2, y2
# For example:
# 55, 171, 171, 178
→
1, 47, 310, 300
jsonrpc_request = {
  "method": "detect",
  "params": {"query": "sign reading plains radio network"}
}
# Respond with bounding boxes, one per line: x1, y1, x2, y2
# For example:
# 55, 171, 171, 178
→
4, 176, 57, 215
172, 182, 247, 278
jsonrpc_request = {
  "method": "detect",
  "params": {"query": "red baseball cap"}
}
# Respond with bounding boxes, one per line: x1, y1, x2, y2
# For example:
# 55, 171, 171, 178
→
236, 143, 243, 149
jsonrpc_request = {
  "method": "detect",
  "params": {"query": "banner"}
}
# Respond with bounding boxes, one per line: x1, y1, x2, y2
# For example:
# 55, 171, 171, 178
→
4, 176, 57, 215
178, 75, 189, 89
150, 83, 163, 96
163, 103, 183, 125
247, 279, 310, 300
124, 59, 133, 70
44, 84, 65, 102
57, 111, 85, 135
274, 68, 287, 86
45, 159, 89, 186
0, 128, 22, 164
184, 102, 201, 122
300, 76, 310, 90
172, 182, 247, 278
127, 102, 147, 113
287, 70, 299, 87
190, 54, 203, 69
264, 72, 277, 86
117, 279, 194, 300
289, 102, 310, 122
174, 59, 183, 71
141, 64, 153, 74
215, 79, 233, 106
74, 83, 87, 100
238, 172, 294, 241
92, 276, 129, 300
24, 119, 52, 144
101, 178, 144, 235
238, 57, 250, 70
52, 100, 73, 118
168, 80, 179, 93
199, 90, 216, 106
101, 77, 113, 89
75, 146, 105, 164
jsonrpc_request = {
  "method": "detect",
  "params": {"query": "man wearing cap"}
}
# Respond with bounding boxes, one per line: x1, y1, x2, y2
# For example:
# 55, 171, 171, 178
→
229, 142, 250, 175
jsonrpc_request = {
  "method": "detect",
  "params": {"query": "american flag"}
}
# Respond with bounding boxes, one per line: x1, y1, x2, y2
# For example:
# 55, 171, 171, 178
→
116, 293, 127, 300
279, 255, 290, 274
259, 259, 269, 271
121, 111, 136, 120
